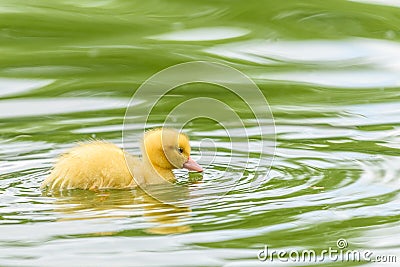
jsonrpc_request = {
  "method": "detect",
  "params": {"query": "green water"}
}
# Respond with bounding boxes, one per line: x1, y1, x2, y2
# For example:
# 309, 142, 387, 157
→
1, 0, 400, 266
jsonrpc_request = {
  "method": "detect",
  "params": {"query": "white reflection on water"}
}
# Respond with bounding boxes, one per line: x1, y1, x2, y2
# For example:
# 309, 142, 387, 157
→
0, 97, 129, 118
207, 39, 366, 63
254, 70, 400, 88
207, 38, 400, 66
149, 27, 250, 41
207, 38, 400, 88
0, 78, 54, 98
350, 0, 400, 8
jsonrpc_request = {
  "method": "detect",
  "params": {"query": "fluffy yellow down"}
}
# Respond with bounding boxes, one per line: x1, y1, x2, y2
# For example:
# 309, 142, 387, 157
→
42, 141, 138, 190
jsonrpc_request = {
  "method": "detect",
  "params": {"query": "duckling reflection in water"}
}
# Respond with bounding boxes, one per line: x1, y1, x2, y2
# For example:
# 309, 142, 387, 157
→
41, 128, 203, 190
51, 189, 192, 234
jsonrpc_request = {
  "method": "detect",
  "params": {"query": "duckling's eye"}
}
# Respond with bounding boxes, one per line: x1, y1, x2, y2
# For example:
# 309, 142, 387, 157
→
178, 147, 183, 154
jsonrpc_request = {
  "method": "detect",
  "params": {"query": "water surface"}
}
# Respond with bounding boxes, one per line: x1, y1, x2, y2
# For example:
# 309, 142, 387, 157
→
1, 0, 400, 266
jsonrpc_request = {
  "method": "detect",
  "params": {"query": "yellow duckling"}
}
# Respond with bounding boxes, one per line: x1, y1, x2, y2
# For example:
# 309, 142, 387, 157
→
41, 128, 203, 190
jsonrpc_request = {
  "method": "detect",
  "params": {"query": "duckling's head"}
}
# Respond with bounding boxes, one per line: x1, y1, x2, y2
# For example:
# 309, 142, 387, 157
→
142, 128, 203, 172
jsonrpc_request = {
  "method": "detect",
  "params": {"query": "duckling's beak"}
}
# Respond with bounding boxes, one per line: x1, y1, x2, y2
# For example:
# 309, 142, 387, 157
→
183, 157, 203, 172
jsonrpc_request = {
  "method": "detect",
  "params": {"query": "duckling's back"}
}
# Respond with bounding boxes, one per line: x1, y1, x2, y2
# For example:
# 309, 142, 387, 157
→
42, 141, 138, 190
